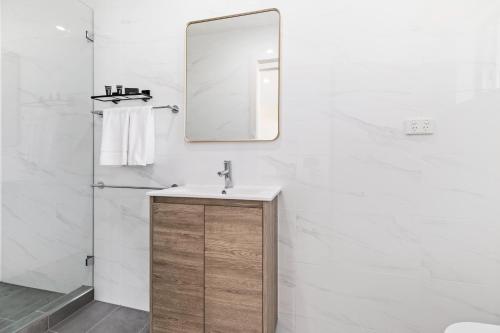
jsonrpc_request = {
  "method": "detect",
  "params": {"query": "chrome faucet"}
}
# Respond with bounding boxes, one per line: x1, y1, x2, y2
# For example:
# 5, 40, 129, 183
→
217, 160, 233, 189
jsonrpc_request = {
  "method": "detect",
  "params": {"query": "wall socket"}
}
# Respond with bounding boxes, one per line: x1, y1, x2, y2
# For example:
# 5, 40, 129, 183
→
405, 118, 434, 135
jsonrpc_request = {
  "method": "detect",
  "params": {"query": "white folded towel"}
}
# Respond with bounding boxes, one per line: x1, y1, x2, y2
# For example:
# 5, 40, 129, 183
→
128, 106, 155, 166
99, 107, 130, 166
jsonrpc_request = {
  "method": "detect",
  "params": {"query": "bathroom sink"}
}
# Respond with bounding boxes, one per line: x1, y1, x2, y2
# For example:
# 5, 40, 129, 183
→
147, 185, 281, 201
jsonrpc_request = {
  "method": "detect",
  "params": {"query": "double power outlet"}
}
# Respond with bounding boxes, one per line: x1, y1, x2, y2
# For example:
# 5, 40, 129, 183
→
405, 118, 434, 135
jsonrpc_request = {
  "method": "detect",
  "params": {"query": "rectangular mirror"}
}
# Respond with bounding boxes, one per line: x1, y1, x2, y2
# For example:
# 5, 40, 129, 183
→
185, 9, 280, 142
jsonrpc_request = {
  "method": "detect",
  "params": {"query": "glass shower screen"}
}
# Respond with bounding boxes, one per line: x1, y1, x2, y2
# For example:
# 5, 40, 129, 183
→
0, 0, 94, 326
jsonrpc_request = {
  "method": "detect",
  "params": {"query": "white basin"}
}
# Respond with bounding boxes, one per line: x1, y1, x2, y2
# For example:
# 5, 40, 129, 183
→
147, 185, 281, 202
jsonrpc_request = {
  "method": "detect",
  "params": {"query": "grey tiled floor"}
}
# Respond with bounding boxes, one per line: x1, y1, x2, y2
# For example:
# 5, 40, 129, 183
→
48, 301, 149, 333
0, 282, 63, 327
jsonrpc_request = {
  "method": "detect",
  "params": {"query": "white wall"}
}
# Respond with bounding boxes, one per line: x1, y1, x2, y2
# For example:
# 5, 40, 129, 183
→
87, 0, 500, 332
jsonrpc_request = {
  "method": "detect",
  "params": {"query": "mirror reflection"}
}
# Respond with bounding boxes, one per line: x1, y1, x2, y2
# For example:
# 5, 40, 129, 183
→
186, 9, 280, 142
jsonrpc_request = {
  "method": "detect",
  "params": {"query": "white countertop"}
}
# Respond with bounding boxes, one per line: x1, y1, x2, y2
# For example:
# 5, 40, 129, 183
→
147, 185, 281, 202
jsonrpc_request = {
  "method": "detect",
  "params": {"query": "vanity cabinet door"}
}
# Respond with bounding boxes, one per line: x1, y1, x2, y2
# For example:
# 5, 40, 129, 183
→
204, 206, 263, 333
151, 203, 205, 333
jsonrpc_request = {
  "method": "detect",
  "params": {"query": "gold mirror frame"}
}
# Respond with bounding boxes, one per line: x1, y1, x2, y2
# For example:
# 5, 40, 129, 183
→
184, 8, 281, 143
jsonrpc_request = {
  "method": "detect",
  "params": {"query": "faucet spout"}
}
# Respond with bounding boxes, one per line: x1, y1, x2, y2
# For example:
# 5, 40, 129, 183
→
217, 160, 233, 189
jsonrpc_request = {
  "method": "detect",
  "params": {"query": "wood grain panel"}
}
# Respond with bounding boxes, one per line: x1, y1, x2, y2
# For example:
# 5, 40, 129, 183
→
205, 206, 263, 333
153, 196, 263, 208
151, 203, 204, 333
263, 198, 278, 333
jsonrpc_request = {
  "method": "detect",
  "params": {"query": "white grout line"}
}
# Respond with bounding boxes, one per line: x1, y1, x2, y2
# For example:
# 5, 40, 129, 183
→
85, 306, 121, 333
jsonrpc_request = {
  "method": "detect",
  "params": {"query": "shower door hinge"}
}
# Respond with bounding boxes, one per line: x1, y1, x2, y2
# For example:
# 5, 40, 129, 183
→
85, 30, 94, 43
85, 255, 95, 266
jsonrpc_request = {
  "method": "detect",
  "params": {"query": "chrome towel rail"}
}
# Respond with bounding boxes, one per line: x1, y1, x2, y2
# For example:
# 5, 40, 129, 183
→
92, 182, 178, 190
91, 105, 179, 116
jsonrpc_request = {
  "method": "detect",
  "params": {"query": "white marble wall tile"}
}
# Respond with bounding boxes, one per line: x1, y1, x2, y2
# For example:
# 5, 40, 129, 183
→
94, 188, 150, 310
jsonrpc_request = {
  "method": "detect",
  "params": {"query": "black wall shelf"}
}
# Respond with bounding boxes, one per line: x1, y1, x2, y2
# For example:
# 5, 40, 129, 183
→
91, 93, 152, 104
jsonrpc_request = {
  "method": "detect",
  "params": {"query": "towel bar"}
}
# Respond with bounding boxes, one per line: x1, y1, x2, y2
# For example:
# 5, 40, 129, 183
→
91, 105, 179, 116
92, 182, 178, 190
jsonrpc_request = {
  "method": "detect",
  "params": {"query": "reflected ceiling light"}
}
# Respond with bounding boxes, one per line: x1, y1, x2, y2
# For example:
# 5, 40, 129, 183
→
266, 49, 274, 54
56, 25, 66, 31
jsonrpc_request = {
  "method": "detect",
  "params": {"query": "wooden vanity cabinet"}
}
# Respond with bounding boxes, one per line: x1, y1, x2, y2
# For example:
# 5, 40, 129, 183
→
150, 197, 278, 333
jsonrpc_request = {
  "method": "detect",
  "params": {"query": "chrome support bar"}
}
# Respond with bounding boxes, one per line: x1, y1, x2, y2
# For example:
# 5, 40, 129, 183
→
91, 105, 179, 116
85, 255, 95, 266
85, 30, 94, 43
92, 182, 177, 190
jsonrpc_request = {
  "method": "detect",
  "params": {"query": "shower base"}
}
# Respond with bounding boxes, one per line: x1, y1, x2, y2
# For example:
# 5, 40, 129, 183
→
0, 282, 62, 329
0, 283, 93, 333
